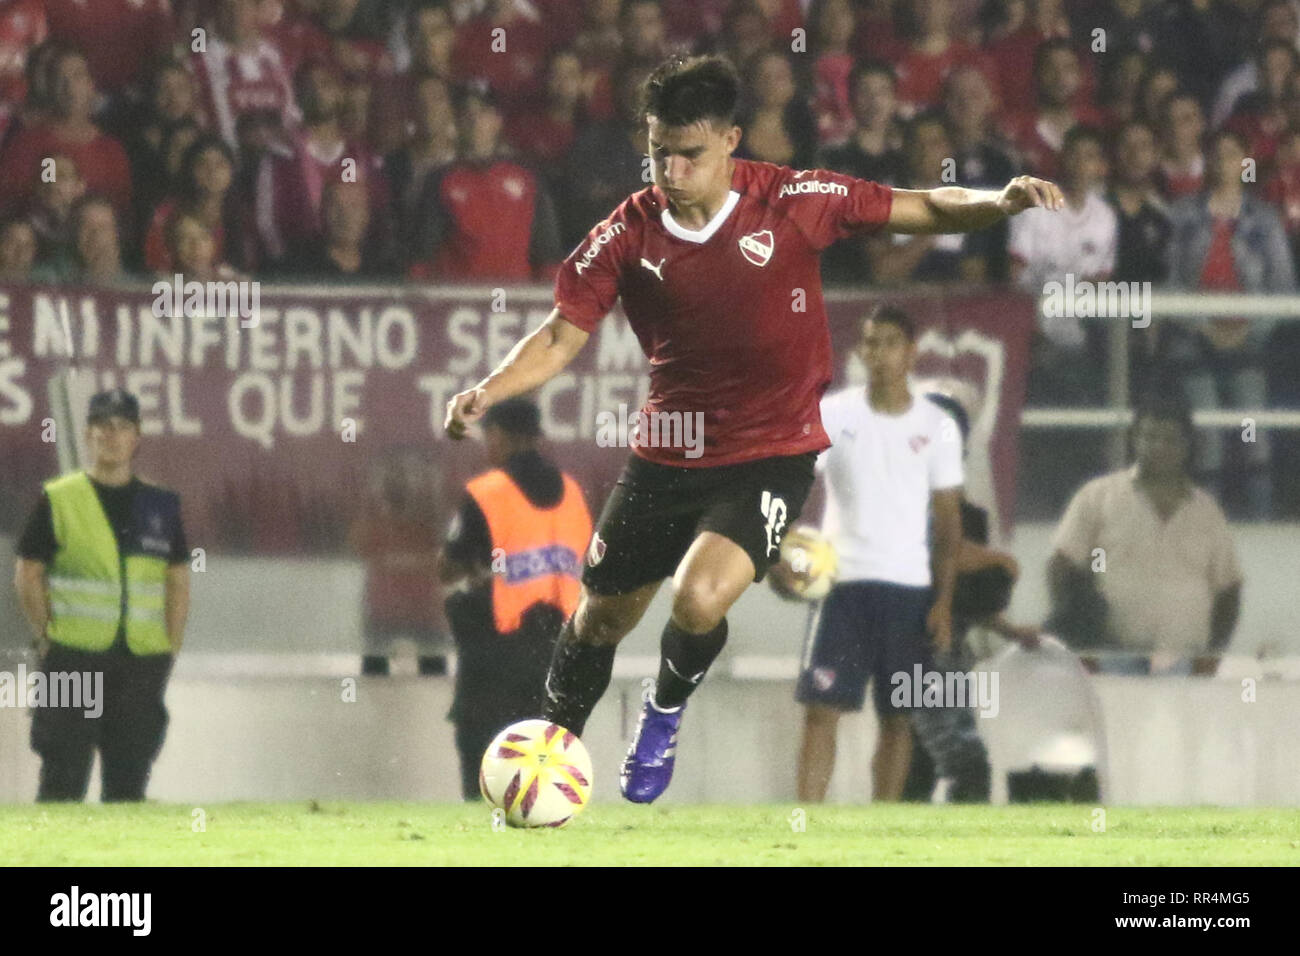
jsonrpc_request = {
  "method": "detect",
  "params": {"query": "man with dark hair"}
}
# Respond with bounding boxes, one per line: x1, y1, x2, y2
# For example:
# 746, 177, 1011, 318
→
13, 389, 190, 802
410, 83, 564, 280
440, 398, 593, 800
781, 307, 966, 802
1047, 394, 1242, 674
444, 52, 1062, 804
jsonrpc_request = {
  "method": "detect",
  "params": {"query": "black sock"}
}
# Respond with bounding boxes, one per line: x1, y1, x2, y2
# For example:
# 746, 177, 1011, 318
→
542, 617, 616, 737
654, 618, 728, 710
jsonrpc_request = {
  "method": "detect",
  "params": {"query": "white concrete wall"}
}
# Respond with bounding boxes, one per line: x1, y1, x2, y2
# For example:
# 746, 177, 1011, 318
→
2, 670, 1298, 805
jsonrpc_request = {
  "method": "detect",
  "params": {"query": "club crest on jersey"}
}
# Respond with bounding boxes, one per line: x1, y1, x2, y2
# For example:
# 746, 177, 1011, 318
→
909, 435, 930, 453
586, 532, 607, 567
739, 229, 774, 267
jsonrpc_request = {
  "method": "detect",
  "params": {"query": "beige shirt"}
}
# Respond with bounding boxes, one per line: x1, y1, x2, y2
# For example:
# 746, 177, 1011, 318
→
1051, 466, 1242, 653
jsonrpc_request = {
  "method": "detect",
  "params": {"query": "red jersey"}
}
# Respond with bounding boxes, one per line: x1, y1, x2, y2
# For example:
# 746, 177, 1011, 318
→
553, 159, 894, 467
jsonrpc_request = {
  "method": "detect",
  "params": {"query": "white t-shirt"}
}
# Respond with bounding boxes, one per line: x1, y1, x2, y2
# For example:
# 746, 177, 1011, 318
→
817, 384, 965, 586
1050, 467, 1243, 653
1008, 190, 1118, 348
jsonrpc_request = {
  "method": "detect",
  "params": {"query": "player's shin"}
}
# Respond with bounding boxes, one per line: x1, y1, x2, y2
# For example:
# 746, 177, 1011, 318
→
542, 616, 616, 737
652, 618, 729, 710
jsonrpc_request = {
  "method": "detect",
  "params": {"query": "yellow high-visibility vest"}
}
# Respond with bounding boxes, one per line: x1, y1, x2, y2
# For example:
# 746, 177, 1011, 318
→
44, 471, 171, 655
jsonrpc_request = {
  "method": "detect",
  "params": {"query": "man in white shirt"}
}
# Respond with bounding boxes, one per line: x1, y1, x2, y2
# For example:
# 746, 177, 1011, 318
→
789, 306, 964, 802
1047, 394, 1243, 674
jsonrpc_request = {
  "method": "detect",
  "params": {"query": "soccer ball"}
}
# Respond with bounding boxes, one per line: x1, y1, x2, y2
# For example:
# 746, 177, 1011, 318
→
777, 526, 838, 602
479, 719, 594, 828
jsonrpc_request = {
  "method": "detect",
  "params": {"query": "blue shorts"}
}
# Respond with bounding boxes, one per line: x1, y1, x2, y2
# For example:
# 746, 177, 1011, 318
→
795, 580, 934, 717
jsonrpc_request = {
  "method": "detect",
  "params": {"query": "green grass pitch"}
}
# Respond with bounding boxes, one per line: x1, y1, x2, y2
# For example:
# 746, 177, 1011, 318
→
3, 804, 1298, 865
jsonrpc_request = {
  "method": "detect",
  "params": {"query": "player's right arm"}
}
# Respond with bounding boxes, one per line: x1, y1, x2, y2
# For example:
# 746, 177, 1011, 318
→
443, 309, 590, 439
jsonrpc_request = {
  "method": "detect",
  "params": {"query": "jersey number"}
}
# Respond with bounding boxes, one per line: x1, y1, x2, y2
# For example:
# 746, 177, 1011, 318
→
760, 491, 788, 557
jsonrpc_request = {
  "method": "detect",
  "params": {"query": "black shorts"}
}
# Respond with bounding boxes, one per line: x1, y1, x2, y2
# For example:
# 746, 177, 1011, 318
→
795, 580, 934, 717
581, 451, 818, 595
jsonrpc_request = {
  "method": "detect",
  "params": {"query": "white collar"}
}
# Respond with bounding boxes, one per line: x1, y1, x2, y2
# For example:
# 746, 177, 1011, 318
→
661, 190, 740, 243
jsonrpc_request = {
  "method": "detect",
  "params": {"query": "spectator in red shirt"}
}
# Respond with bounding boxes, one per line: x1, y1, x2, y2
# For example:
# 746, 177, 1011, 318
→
508, 48, 585, 170
162, 209, 244, 282
892, 0, 997, 114
1156, 90, 1206, 200
711, 0, 776, 74
0, 213, 37, 282
409, 84, 564, 282
127, 57, 204, 242
982, 0, 1073, 111
574, 0, 623, 69
1223, 39, 1298, 177
254, 58, 390, 266
453, 0, 553, 114
0, 46, 133, 226
1001, 38, 1102, 178
1135, 61, 1178, 128
853, 0, 905, 62
191, 0, 299, 153
808, 0, 858, 148
144, 134, 253, 275
387, 72, 458, 240
735, 49, 818, 170
620, 0, 671, 67
1096, 45, 1147, 132
286, 178, 397, 279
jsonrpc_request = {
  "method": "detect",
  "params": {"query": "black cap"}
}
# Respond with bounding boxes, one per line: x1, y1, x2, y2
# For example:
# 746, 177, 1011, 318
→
482, 397, 541, 438
87, 388, 140, 426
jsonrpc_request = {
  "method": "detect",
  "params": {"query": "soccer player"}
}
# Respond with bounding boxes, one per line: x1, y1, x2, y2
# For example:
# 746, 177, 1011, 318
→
443, 53, 1062, 804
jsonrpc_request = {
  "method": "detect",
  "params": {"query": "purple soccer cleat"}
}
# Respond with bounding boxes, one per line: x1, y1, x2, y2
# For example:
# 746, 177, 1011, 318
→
619, 696, 684, 804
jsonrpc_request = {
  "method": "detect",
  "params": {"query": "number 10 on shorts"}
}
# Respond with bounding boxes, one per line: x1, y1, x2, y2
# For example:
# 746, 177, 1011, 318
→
760, 490, 788, 557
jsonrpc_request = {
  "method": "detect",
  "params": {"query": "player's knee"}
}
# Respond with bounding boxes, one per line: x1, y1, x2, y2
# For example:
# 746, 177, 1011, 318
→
669, 580, 730, 633
573, 596, 636, 647
804, 705, 841, 728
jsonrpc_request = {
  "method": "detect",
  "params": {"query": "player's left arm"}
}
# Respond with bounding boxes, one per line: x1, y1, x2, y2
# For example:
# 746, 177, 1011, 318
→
886, 176, 1064, 235
928, 487, 963, 653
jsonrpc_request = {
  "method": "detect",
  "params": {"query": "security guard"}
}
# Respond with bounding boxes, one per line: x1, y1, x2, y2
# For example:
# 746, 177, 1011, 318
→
439, 398, 592, 800
12, 389, 190, 802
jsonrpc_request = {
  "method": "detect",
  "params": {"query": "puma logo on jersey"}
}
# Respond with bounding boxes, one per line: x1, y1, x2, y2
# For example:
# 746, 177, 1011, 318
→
739, 230, 775, 267
779, 180, 849, 197
640, 256, 666, 280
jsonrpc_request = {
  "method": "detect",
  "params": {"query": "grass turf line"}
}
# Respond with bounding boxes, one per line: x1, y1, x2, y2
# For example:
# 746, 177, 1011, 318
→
2, 804, 1297, 866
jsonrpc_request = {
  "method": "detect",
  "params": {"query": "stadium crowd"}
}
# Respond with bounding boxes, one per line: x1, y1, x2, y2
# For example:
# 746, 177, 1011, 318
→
1, 0, 1298, 515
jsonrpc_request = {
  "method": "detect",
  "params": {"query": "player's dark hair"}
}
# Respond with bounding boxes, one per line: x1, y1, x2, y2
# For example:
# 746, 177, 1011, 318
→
862, 304, 916, 342
643, 54, 740, 129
